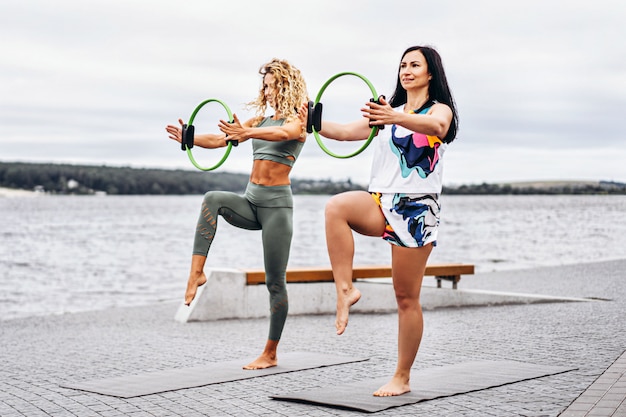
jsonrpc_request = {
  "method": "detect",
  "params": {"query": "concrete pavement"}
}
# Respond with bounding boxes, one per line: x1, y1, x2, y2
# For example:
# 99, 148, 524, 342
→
1, 259, 625, 416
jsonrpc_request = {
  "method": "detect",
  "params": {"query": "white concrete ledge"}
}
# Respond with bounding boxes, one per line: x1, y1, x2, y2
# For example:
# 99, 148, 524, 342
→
174, 268, 594, 323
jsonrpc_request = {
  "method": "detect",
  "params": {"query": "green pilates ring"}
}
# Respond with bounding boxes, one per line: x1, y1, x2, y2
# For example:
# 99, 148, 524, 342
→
183, 98, 235, 171
313, 71, 379, 159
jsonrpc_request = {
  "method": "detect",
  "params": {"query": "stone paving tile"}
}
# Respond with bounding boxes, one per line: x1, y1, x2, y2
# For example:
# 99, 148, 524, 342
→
560, 349, 626, 417
1, 259, 625, 416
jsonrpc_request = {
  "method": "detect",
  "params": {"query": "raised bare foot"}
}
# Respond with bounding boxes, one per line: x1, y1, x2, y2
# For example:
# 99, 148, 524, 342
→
373, 376, 411, 397
242, 353, 277, 370
335, 287, 361, 335
184, 273, 207, 305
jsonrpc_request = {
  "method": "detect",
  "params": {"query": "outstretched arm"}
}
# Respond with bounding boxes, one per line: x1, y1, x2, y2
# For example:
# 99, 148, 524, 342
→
318, 117, 372, 141
219, 102, 308, 143
362, 97, 452, 138
165, 118, 229, 149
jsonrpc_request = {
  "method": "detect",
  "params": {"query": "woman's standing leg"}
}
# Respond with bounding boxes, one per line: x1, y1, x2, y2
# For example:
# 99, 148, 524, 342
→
324, 191, 386, 335
373, 243, 433, 397
242, 204, 293, 370
184, 191, 260, 305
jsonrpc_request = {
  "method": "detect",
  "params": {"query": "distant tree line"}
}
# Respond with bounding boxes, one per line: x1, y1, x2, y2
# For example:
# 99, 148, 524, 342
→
443, 181, 626, 195
0, 162, 365, 195
1, 162, 624, 195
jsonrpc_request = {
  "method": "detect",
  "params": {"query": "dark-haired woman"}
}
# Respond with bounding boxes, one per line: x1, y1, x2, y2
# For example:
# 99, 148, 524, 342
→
319, 45, 458, 396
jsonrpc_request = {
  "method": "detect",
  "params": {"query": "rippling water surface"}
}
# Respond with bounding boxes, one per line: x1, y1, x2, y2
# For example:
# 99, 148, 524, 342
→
1, 194, 625, 320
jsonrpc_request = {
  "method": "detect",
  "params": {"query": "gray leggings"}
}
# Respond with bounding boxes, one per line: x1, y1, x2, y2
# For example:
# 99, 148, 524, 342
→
192, 182, 293, 341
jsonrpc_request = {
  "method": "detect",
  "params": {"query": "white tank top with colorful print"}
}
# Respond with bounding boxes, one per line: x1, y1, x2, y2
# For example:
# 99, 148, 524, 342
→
368, 103, 447, 194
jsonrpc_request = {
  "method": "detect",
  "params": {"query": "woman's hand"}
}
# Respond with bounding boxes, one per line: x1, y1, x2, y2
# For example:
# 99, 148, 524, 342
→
165, 118, 185, 143
361, 96, 395, 127
298, 101, 308, 139
218, 114, 247, 143
168, 118, 227, 149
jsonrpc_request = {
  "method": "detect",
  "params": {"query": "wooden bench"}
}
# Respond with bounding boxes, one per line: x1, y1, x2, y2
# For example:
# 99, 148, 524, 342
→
245, 264, 475, 290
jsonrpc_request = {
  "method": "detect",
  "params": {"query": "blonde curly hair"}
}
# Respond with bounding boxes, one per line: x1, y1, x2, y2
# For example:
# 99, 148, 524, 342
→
247, 58, 308, 126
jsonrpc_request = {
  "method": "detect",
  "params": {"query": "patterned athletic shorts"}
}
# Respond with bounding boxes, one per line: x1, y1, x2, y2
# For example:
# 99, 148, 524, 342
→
371, 192, 440, 247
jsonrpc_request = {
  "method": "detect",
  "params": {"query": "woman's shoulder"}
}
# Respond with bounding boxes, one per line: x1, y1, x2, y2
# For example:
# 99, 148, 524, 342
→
250, 115, 268, 127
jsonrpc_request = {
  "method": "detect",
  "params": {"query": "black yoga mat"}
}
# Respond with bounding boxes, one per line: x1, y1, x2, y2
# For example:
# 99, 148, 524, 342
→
271, 360, 575, 413
61, 351, 368, 398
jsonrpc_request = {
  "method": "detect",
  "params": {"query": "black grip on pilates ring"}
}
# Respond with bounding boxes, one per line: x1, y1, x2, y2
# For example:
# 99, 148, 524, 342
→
368, 95, 386, 130
225, 121, 238, 146
181, 124, 195, 150
312, 102, 323, 132
306, 100, 315, 133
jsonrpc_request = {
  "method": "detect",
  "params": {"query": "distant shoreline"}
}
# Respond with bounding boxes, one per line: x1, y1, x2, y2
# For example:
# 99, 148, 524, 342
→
1, 161, 625, 195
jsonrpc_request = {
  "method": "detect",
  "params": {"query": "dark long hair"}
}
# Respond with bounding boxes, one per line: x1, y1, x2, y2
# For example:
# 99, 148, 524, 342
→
388, 46, 458, 143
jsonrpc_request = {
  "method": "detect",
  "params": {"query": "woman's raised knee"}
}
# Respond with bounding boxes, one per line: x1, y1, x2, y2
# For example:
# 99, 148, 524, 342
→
202, 191, 221, 205
324, 193, 352, 222
324, 195, 341, 217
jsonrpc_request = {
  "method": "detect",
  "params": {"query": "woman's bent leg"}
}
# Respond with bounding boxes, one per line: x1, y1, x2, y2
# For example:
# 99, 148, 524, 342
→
374, 243, 433, 397
324, 191, 386, 335
185, 255, 209, 305
185, 191, 259, 305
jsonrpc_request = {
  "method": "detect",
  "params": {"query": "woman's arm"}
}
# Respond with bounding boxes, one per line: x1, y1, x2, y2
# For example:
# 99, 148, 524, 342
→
363, 98, 453, 138
165, 118, 228, 149
318, 118, 372, 141
219, 106, 307, 143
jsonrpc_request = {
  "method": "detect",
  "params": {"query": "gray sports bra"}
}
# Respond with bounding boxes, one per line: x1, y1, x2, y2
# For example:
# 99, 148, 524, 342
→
252, 117, 304, 167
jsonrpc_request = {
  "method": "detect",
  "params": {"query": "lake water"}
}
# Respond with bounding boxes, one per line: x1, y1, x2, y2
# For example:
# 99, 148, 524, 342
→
1, 194, 625, 320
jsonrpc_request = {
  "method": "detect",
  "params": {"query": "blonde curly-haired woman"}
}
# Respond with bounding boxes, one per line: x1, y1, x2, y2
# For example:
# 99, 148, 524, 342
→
166, 58, 308, 370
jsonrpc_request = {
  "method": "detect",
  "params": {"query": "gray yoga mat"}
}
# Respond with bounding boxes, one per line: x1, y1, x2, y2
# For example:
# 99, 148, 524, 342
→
61, 351, 368, 398
272, 360, 576, 413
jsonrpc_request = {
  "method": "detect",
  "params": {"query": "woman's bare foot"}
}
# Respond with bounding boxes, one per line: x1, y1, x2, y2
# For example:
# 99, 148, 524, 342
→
335, 287, 361, 335
373, 376, 411, 397
184, 273, 207, 305
243, 353, 277, 370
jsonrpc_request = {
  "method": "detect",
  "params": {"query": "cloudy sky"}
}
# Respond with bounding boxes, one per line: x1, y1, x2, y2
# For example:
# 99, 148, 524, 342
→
1, 0, 625, 185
